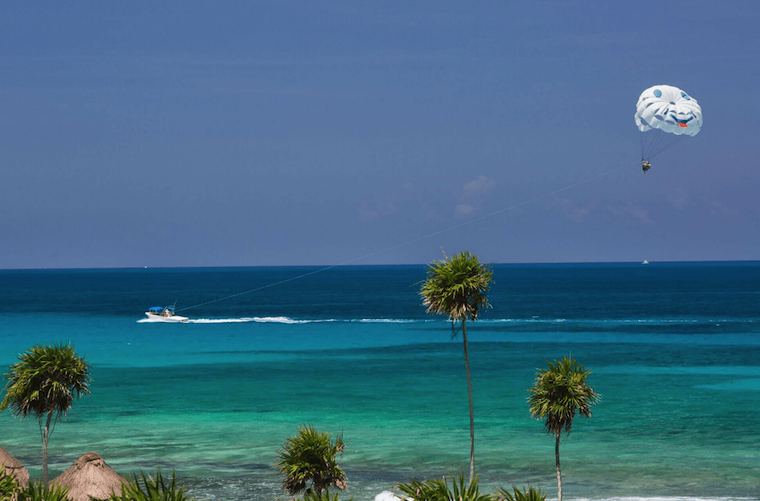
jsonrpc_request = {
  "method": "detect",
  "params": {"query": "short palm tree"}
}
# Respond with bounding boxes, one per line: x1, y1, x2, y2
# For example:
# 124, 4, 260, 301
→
397, 473, 494, 501
276, 425, 347, 497
0, 343, 91, 484
527, 356, 599, 501
104, 469, 197, 501
495, 485, 546, 501
0, 468, 20, 501
420, 250, 493, 483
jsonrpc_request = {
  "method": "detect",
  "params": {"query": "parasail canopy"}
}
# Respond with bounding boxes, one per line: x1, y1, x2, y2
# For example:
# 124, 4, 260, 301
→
635, 85, 702, 160
635, 84, 702, 136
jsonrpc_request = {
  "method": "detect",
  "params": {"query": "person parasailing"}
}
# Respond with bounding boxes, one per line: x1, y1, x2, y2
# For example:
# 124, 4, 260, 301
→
635, 85, 703, 172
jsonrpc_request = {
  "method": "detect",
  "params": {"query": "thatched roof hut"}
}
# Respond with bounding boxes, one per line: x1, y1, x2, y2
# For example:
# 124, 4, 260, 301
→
0, 445, 29, 488
50, 452, 128, 501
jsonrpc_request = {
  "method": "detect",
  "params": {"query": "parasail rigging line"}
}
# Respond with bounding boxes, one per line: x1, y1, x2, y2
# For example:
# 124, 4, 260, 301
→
640, 130, 689, 160
176, 163, 627, 314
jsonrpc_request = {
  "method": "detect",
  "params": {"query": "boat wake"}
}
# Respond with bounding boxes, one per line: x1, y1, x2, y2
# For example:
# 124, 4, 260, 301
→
139, 317, 432, 324
137, 316, 754, 327
188, 317, 426, 324
188, 316, 317, 324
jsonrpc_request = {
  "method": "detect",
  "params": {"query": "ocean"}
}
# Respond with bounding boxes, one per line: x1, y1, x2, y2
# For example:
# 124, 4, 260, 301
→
0, 263, 758, 501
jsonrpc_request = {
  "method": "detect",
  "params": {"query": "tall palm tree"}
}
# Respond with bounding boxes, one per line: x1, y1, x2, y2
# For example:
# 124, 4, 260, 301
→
420, 250, 493, 483
528, 355, 599, 501
0, 343, 91, 484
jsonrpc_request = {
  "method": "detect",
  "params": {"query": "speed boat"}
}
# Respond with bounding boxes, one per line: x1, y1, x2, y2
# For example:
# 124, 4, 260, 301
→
144, 305, 189, 323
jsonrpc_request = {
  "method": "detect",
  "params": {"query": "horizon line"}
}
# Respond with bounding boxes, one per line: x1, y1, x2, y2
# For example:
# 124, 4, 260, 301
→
2, 258, 759, 272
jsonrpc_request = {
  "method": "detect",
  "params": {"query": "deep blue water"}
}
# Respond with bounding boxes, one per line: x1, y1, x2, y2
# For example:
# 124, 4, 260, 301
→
0, 263, 758, 500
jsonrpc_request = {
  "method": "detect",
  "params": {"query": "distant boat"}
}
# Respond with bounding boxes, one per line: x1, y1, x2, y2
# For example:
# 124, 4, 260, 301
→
145, 305, 189, 323
642, 260, 649, 265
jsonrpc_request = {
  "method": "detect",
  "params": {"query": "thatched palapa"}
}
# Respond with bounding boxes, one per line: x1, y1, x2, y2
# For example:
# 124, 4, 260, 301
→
50, 452, 127, 501
0, 445, 29, 488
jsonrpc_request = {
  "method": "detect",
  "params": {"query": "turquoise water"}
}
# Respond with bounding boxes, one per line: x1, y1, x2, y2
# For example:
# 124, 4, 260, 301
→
0, 264, 758, 500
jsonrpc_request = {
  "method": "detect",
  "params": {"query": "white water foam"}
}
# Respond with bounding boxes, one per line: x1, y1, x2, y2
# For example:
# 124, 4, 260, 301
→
355, 318, 419, 323
573, 498, 756, 501
484, 317, 751, 325
188, 316, 316, 324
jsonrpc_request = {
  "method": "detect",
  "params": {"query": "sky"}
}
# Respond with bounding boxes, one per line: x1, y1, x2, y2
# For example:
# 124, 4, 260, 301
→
1, 1, 759, 269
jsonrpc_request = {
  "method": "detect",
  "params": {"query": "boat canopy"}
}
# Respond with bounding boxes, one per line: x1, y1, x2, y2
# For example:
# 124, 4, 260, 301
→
149, 304, 177, 315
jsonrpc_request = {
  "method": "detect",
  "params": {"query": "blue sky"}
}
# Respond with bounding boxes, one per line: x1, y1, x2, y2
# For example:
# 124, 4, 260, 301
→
1, 1, 759, 268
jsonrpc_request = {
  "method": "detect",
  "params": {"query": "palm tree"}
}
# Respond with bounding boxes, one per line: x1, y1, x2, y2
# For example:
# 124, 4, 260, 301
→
0, 343, 91, 484
397, 473, 493, 501
276, 425, 347, 497
527, 356, 599, 501
420, 250, 493, 483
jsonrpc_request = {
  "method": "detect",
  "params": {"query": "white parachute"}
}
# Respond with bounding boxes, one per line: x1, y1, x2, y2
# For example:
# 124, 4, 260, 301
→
635, 85, 703, 170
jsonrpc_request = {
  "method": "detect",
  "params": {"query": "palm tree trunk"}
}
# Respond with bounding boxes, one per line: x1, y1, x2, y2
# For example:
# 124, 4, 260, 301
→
555, 433, 562, 501
462, 318, 475, 484
43, 411, 53, 484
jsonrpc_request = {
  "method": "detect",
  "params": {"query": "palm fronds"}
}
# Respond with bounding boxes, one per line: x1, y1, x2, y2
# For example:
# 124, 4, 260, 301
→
527, 355, 599, 437
1, 343, 91, 419
495, 486, 546, 501
397, 473, 494, 501
302, 488, 353, 501
420, 251, 493, 324
15, 480, 70, 501
276, 425, 347, 496
102, 470, 195, 501
0, 469, 19, 501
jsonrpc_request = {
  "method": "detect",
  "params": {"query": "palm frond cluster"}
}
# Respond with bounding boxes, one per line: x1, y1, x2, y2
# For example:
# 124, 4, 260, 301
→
276, 425, 347, 497
397, 473, 493, 501
528, 356, 600, 437
0, 469, 20, 501
397, 474, 545, 501
495, 486, 547, 501
0, 477, 70, 501
101, 470, 196, 501
302, 488, 353, 501
0, 344, 90, 419
421, 250, 493, 324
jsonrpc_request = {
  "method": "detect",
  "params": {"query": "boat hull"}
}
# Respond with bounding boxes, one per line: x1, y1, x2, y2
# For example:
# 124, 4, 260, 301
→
144, 312, 189, 323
